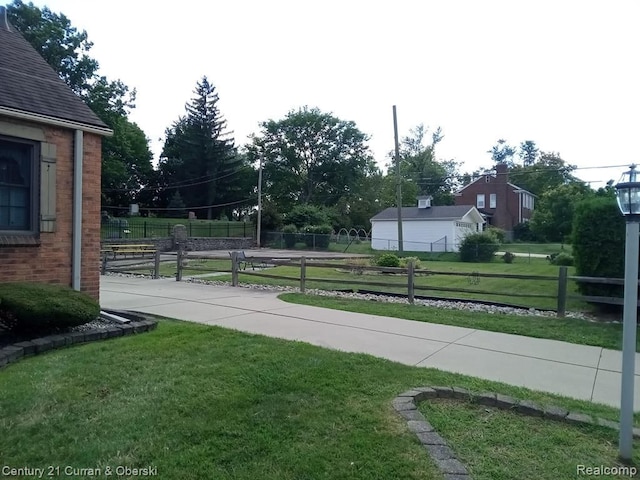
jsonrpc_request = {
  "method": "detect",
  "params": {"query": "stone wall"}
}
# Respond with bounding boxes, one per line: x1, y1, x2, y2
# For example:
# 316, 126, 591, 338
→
101, 237, 254, 252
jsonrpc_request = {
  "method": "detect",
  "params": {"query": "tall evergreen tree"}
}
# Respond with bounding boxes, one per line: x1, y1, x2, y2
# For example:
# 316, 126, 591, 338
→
160, 77, 242, 219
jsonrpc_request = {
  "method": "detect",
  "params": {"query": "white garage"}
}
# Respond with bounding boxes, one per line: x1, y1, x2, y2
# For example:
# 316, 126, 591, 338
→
370, 197, 485, 252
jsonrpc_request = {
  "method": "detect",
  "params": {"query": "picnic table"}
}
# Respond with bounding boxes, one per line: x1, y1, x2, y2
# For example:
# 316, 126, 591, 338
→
102, 244, 157, 259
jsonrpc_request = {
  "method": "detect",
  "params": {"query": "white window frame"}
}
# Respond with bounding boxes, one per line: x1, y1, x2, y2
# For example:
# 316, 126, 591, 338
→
476, 193, 485, 209
489, 193, 496, 209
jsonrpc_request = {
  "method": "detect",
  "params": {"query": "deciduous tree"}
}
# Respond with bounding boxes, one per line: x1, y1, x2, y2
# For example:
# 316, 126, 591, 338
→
250, 107, 377, 212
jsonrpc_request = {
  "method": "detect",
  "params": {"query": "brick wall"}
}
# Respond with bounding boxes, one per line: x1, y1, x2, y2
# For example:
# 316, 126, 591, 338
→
0, 119, 101, 302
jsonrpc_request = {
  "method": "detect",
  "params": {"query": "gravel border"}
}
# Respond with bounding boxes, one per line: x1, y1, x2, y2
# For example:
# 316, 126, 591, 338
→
107, 272, 598, 321
393, 387, 640, 479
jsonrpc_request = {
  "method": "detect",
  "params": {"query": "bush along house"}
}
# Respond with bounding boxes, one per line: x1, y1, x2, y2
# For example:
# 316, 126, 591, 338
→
454, 163, 536, 240
0, 7, 112, 301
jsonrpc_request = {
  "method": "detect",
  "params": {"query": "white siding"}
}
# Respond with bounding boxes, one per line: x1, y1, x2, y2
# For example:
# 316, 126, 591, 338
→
371, 220, 457, 252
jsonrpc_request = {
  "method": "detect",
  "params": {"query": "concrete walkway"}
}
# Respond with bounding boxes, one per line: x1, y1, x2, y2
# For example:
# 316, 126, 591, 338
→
100, 276, 639, 410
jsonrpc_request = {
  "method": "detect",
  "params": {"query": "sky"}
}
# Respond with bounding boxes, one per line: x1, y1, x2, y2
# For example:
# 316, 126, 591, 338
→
28, 0, 640, 187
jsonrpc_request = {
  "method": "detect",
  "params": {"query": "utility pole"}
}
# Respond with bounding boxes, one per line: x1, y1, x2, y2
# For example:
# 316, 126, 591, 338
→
393, 105, 403, 253
256, 152, 263, 248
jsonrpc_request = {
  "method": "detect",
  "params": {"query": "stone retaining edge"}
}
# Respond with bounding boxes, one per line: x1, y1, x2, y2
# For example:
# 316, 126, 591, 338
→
0, 312, 158, 370
394, 385, 640, 480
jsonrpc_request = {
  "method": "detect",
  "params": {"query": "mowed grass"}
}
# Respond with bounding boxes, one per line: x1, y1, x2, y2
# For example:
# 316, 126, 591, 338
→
0, 320, 638, 479
279, 293, 633, 351
420, 399, 638, 480
228, 257, 586, 311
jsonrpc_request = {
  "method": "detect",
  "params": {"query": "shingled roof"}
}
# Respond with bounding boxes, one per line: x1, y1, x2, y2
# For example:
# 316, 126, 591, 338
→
0, 7, 108, 130
371, 205, 478, 221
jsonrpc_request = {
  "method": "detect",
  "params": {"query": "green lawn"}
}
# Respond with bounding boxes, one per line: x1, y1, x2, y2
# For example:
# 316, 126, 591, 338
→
420, 399, 636, 480
0, 320, 637, 479
229, 258, 584, 311
113, 256, 586, 312
279, 293, 633, 351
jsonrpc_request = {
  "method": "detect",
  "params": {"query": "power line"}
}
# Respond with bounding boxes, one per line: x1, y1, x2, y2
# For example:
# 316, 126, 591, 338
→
103, 197, 253, 211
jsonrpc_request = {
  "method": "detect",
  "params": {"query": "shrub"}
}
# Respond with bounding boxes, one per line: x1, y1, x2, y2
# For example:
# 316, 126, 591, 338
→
302, 224, 332, 249
399, 256, 422, 269
513, 222, 540, 242
572, 197, 624, 297
282, 224, 297, 248
376, 253, 400, 268
486, 226, 506, 244
286, 204, 331, 229
459, 232, 500, 262
0, 282, 100, 334
551, 252, 574, 266
502, 251, 516, 264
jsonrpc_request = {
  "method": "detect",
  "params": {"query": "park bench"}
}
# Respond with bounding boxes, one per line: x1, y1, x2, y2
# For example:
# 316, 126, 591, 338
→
104, 244, 157, 259
228, 251, 268, 271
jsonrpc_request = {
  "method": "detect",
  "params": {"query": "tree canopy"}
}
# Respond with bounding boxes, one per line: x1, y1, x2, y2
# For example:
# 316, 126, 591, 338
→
509, 151, 580, 196
250, 107, 377, 212
7, 0, 154, 212
391, 124, 458, 205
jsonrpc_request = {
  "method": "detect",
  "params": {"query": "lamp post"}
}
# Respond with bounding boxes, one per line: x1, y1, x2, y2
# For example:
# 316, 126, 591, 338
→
256, 152, 263, 248
615, 164, 640, 462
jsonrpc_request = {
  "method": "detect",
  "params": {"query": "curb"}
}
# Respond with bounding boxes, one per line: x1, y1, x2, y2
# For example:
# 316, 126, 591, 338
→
0, 311, 158, 370
394, 386, 639, 480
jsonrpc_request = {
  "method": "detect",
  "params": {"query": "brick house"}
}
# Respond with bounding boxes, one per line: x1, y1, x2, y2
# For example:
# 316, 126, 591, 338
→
0, 7, 111, 301
454, 163, 536, 240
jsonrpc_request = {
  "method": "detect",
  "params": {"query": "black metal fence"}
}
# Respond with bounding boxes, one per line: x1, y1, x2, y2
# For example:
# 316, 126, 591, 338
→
101, 220, 253, 239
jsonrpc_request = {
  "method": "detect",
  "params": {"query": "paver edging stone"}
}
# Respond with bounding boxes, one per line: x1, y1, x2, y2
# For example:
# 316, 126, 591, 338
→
394, 386, 640, 480
0, 311, 157, 370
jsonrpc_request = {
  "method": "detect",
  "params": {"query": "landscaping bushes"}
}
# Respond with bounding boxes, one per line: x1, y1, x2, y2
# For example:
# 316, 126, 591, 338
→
375, 253, 400, 268
282, 224, 297, 248
459, 232, 500, 262
303, 224, 332, 249
0, 282, 99, 334
571, 197, 625, 298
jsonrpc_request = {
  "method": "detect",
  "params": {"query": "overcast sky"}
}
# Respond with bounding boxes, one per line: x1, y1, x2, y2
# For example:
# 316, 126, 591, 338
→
30, 0, 640, 187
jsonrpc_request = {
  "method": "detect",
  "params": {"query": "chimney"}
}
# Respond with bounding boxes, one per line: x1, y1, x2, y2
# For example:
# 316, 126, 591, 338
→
0, 6, 10, 31
495, 163, 508, 183
417, 195, 432, 209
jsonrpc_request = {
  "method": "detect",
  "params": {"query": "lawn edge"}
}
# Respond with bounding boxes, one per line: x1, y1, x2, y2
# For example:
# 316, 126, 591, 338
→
394, 386, 640, 479
0, 311, 158, 370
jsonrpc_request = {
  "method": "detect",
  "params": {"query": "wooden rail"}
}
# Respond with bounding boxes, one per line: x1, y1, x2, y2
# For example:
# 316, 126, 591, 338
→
105, 251, 637, 316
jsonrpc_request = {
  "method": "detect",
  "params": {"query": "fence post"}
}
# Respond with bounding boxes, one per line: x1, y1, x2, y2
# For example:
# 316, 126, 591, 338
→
209, 223, 212, 237
408, 260, 415, 304
144, 221, 147, 238
300, 256, 306, 293
153, 250, 160, 279
101, 252, 108, 275
557, 266, 568, 317
231, 251, 239, 286
227, 223, 230, 237
176, 245, 183, 281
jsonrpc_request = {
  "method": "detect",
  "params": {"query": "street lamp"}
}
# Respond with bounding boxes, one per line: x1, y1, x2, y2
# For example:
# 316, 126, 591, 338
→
615, 164, 640, 462
256, 152, 263, 248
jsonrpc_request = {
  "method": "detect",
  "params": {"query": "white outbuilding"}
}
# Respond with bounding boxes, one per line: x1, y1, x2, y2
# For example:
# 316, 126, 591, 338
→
370, 196, 485, 252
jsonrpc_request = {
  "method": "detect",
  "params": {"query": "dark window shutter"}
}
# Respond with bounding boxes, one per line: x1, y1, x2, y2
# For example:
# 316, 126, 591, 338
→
40, 142, 56, 232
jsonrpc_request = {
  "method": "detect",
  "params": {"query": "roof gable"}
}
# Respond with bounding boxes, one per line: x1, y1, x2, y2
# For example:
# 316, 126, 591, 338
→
0, 11, 108, 129
455, 173, 535, 197
371, 205, 483, 222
